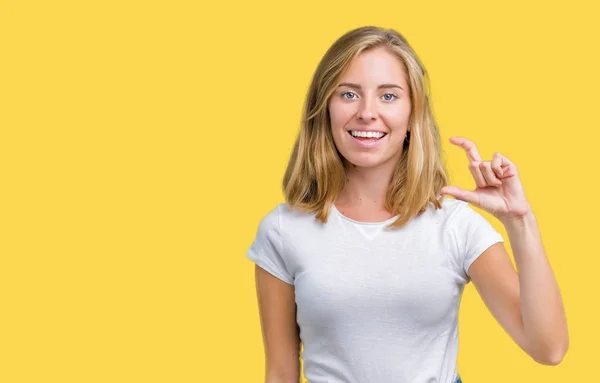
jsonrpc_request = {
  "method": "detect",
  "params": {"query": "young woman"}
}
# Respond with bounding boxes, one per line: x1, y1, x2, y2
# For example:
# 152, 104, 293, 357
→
246, 26, 568, 383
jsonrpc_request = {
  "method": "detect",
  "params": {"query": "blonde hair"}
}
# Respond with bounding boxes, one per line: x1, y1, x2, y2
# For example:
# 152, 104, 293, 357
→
283, 26, 449, 228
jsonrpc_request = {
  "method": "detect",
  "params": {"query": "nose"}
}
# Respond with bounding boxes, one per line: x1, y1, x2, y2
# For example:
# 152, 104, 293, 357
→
356, 97, 377, 121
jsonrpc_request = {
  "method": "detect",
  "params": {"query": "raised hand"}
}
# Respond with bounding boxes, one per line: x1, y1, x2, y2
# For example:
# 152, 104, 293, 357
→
440, 136, 531, 223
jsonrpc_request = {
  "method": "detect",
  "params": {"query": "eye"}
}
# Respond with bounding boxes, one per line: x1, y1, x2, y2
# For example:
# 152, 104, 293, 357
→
341, 91, 357, 99
382, 93, 398, 101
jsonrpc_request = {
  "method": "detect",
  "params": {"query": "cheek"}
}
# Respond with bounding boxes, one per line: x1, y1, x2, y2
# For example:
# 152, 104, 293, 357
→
329, 101, 354, 126
381, 105, 411, 128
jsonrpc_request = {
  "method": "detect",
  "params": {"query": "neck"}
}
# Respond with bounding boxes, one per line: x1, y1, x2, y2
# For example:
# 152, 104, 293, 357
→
336, 158, 397, 210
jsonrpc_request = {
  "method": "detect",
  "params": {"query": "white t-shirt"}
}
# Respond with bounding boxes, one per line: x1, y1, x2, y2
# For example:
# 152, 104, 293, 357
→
246, 198, 504, 383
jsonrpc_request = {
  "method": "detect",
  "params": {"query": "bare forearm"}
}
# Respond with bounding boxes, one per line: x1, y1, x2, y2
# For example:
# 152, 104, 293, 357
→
265, 379, 300, 383
502, 210, 569, 364
265, 371, 300, 383
265, 353, 300, 383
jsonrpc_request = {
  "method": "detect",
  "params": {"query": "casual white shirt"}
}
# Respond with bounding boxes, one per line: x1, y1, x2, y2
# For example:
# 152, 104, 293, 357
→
246, 198, 504, 383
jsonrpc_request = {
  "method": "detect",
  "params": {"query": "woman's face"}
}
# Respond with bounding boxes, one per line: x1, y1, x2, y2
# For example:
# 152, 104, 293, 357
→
328, 46, 411, 170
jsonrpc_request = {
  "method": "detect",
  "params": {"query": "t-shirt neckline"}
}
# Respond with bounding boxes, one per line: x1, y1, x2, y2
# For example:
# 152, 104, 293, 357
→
330, 204, 400, 226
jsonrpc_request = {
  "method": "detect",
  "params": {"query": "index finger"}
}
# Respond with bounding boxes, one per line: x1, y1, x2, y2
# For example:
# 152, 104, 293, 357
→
449, 136, 482, 162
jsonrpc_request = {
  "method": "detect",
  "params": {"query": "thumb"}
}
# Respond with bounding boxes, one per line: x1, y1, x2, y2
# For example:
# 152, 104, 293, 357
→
441, 186, 480, 205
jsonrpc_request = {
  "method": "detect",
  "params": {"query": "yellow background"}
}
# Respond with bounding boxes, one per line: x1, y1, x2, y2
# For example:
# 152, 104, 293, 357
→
1, 0, 597, 381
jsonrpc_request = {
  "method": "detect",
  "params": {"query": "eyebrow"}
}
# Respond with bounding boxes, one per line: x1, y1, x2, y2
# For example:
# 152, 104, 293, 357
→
337, 82, 404, 90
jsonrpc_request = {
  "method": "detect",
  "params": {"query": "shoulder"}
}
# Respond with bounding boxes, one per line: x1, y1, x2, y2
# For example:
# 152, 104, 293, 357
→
254, 204, 285, 242
439, 198, 494, 229
436, 198, 503, 249
256, 203, 318, 233
439, 198, 472, 223
417, 198, 494, 237
257, 204, 282, 229
420, 197, 471, 226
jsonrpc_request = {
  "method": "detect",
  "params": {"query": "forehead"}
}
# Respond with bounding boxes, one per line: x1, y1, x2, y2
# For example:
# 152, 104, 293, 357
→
340, 47, 408, 85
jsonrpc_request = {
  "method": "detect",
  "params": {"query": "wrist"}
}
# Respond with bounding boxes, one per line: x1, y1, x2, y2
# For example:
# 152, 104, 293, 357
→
500, 207, 535, 228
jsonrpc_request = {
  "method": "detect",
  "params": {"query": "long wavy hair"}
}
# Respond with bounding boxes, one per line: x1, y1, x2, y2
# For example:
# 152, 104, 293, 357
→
282, 26, 449, 228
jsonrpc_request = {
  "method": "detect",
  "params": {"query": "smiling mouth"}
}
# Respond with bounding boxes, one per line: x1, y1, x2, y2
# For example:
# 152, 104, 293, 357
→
347, 130, 387, 141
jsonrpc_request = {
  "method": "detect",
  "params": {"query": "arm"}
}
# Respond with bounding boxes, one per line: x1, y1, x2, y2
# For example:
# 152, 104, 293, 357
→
441, 137, 569, 365
254, 264, 301, 383
503, 211, 568, 363
469, 211, 569, 365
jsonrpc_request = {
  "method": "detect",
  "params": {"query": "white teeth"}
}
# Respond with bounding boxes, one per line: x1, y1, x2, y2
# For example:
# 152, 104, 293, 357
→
350, 130, 385, 138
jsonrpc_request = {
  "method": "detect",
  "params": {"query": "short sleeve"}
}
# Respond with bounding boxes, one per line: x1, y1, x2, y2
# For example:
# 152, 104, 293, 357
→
451, 202, 504, 282
246, 205, 294, 285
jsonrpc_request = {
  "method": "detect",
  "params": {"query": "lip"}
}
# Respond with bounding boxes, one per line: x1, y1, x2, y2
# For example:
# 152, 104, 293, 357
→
347, 130, 388, 147
346, 129, 387, 133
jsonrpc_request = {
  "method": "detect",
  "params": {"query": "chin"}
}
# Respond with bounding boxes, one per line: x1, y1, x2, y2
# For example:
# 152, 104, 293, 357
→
344, 154, 388, 168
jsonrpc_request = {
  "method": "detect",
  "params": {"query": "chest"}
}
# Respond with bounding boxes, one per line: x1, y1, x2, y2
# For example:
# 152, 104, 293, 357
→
284, 220, 465, 330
